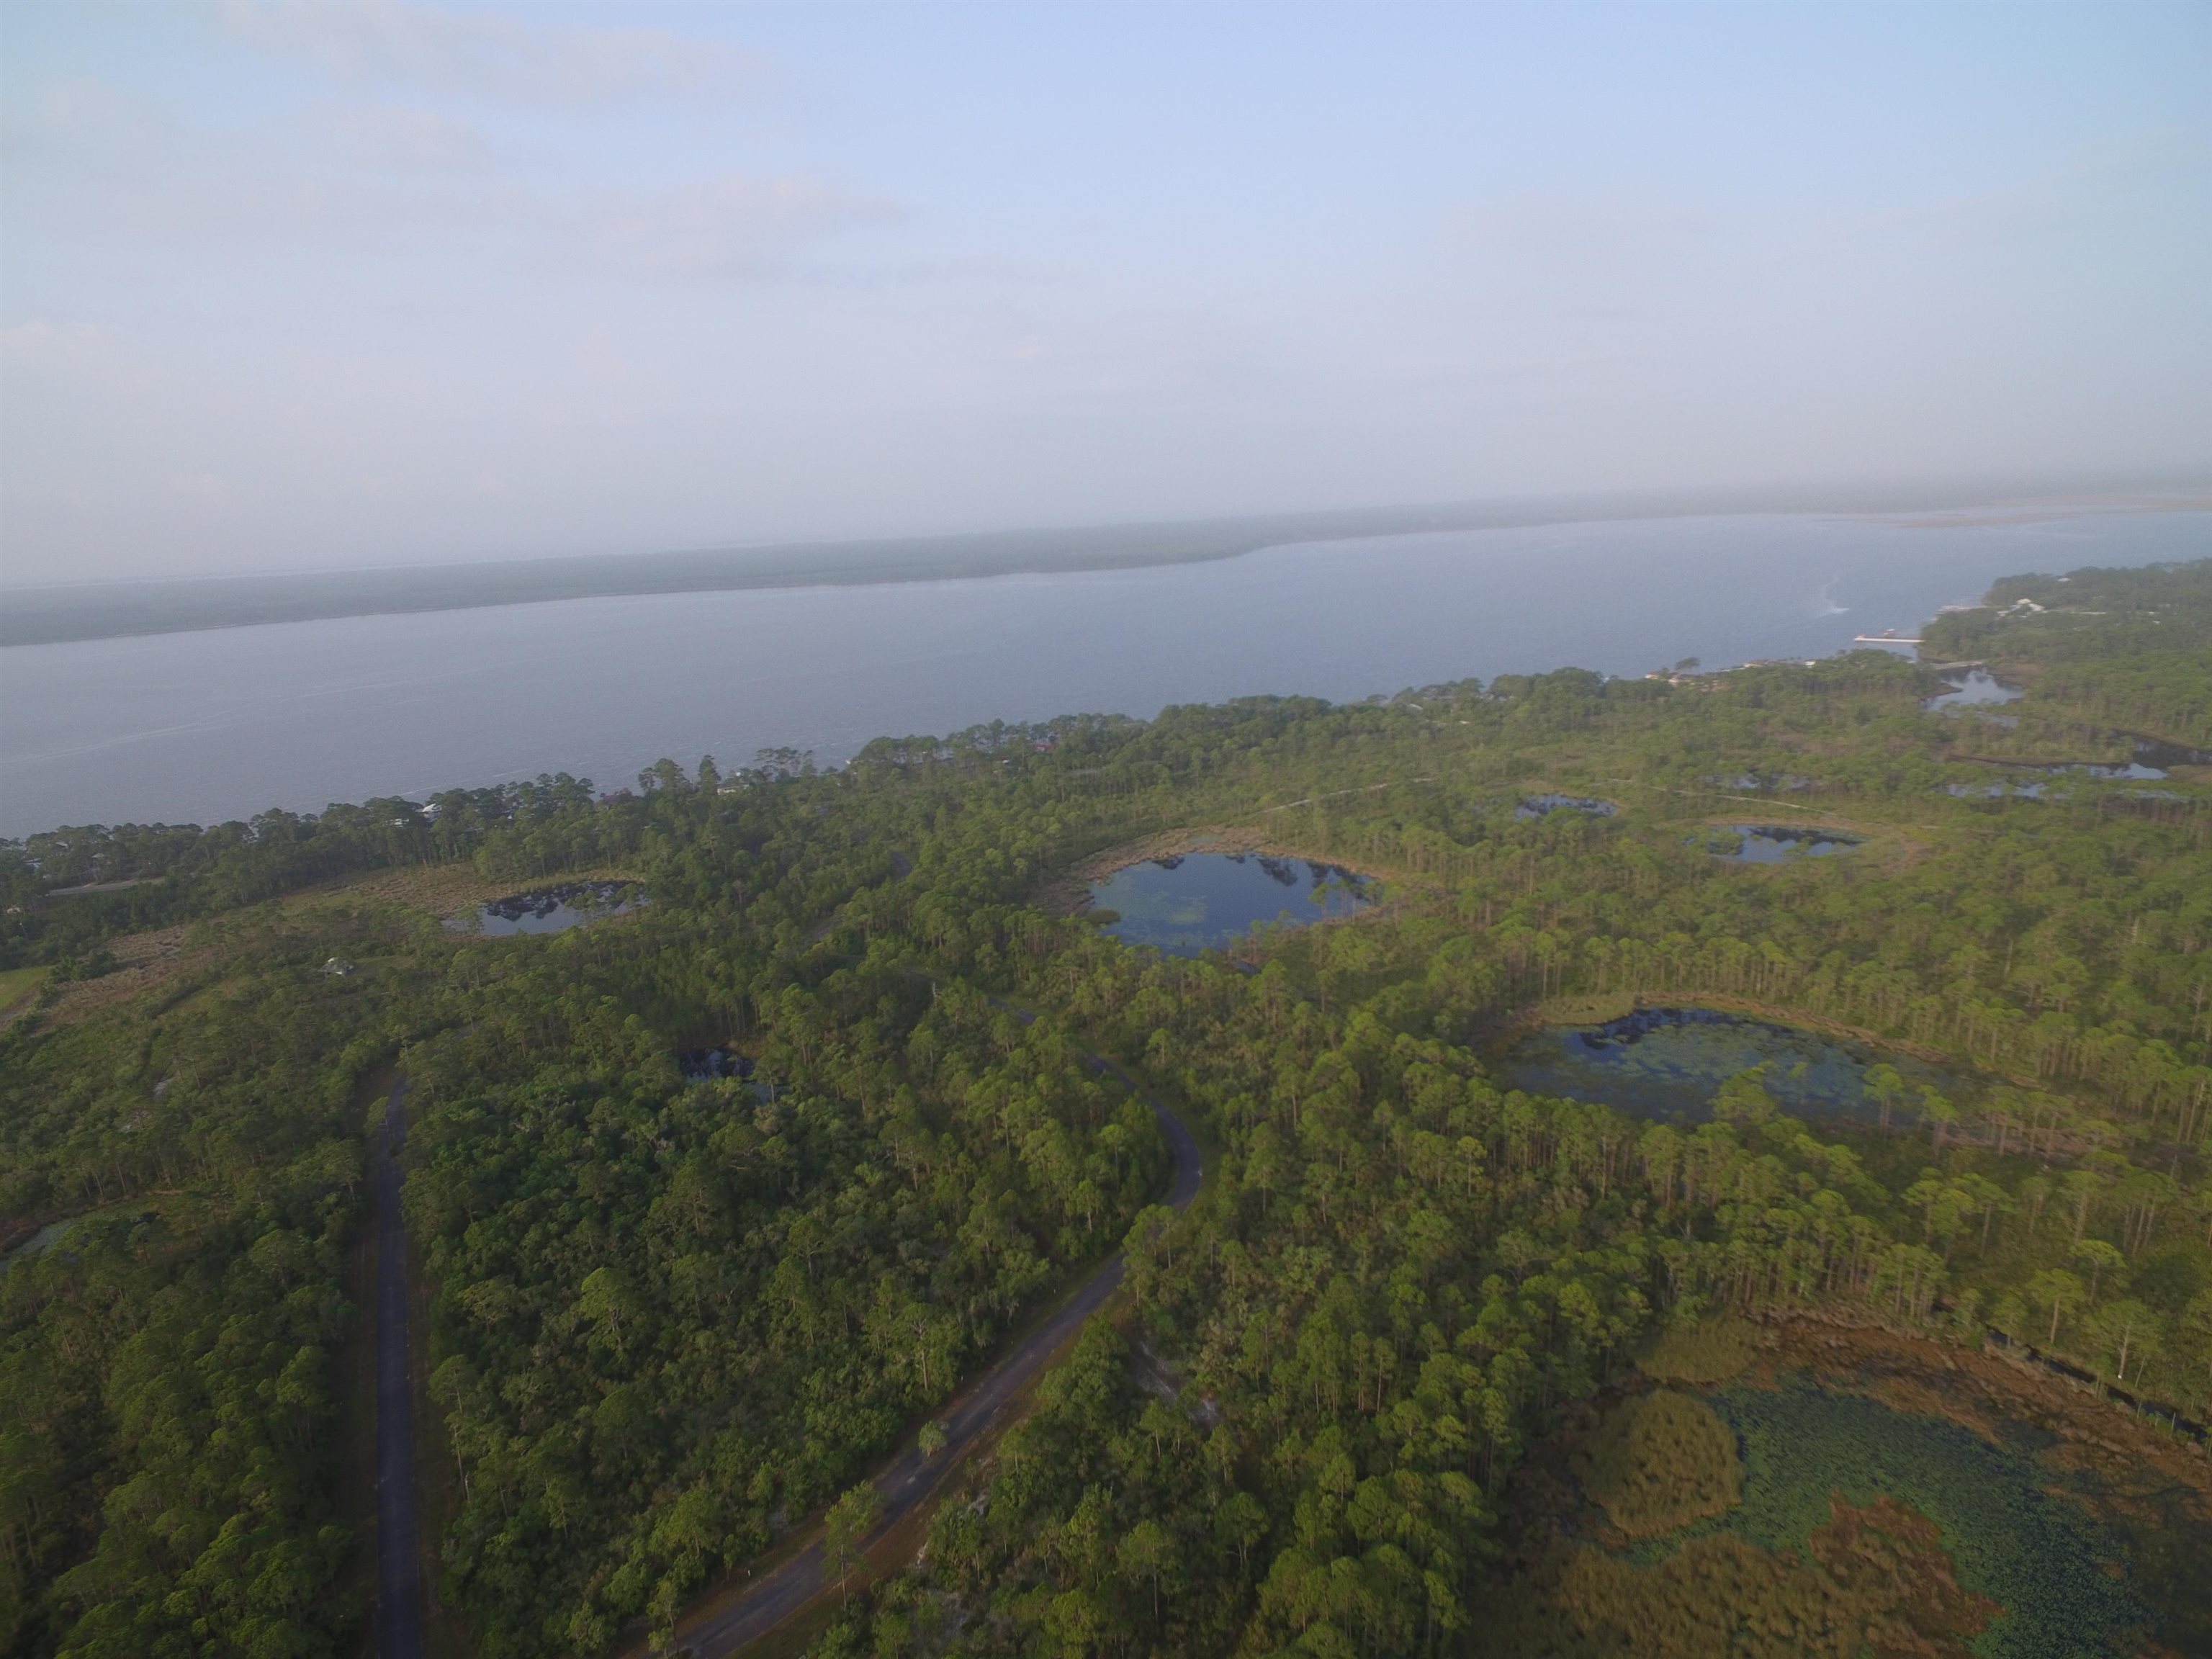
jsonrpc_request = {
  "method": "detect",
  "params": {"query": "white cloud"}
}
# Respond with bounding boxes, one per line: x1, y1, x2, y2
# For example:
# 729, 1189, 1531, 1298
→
323, 101, 497, 172
1444, 194, 1717, 337
0, 318, 121, 368
4, 6, 2203, 583
581, 174, 899, 282
219, 0, 761, 107
4, 76, 884, 282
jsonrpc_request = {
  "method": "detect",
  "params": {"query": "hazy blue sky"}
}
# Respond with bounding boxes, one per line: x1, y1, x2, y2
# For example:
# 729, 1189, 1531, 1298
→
3, 2, 2207, 583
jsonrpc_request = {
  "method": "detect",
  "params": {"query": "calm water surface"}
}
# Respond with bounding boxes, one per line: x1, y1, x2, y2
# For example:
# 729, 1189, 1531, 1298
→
1923, 669, 2026, 711
445, 882, 642, 936
1089, 853, 1370, 956
2063, 761, 2170, 781
1493, 1007, 1962, 1124
1712, 825, 1861, 863
6, 508, 2206, 835
1947, 733, 2206, 794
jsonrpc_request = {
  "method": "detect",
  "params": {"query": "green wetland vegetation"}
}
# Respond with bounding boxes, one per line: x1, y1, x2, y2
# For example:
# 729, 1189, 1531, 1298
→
1496, 1357, 2149, 1658
1714, 1381, 2141, 1658
1, 558, 2210, 1659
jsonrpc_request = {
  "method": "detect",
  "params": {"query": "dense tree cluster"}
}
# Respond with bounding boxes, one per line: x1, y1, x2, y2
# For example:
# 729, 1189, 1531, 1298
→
1, 917, 411, 1656
402, 940, 1165, 1654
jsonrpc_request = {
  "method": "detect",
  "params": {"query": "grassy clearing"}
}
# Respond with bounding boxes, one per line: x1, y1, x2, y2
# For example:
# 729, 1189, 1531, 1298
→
1494, 1494, 1997, 1658
0, 963, 50, 1015
1638, 1317, 1759, 1385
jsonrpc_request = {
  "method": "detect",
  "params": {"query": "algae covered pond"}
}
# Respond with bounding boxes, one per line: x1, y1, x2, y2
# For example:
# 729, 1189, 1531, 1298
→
1493, 1006, 1967, 1125
1708, 1382, 2146, 1658
1511, 1370, 2159, 1658
1087, 852, 1372, 957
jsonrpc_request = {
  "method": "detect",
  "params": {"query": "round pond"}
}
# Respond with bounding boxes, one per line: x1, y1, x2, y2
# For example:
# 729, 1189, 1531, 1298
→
1709, 824, 1861, 863
1087, 853, 1371, 957
1493, 1007, 1965, 1125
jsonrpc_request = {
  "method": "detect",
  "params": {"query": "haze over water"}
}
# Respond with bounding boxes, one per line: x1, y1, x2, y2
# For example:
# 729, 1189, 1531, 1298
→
2, 507, 2204, 837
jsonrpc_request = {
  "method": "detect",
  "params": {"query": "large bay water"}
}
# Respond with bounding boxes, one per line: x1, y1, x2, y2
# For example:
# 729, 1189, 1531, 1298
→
4, 508, 2204, 836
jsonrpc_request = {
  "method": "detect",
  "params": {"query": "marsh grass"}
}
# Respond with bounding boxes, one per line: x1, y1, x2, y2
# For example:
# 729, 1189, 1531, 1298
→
0, 963, 49, 1020
1712, 1382, 2148, 1659
1638, 1316, 1758, 1385
1503, 1378, 2154, 1658
1498, 1493, 1999, 1658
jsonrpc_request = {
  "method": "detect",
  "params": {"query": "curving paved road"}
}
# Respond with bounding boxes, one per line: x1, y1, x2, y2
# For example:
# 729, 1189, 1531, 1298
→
662, 1060, 1200, 1659
375, 1078, 426, 1659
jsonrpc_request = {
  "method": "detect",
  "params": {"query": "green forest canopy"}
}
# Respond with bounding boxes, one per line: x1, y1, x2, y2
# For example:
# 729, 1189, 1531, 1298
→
2, 557, 2208, 1658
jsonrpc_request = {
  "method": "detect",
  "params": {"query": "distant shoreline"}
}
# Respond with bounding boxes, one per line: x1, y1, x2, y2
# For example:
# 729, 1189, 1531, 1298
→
5, 481, 2206, 648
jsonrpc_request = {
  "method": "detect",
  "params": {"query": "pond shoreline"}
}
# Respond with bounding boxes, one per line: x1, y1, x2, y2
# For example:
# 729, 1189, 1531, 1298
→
1038, 826, 1399, 919
1488, 990, 1995, 1084
1480, 990, 2131, 1154
1749, 1308, 2212, 1467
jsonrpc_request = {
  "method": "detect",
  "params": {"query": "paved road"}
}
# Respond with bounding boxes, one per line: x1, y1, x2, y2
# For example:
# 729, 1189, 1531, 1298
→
376, 1079, 426, 1659
666, 1062, 1201, 1658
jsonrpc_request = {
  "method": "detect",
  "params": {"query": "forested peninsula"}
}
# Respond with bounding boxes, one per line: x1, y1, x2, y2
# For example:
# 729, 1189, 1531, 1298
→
1, 479, 2175, 646
4, 559, 2211, 1659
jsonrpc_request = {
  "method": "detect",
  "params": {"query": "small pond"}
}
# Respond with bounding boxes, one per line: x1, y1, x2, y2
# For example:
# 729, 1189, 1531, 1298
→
1923, 669, 2025, 711
1493, 1006, 1963, 1125
446, 881, 644, 936
2019, 755, 2169, 782
2063, 760, 2168, 781
1946, 737, 2205, 795
677, 1046, 753, 1082
1087, 853, 1372, 957
4, 1217, 78, 1272
2134, 734, 2212, 770
3, 1205, 156, 1275
1516, 793, 1617, 820
1708, 824, 1861, 863
1708, 772, 1812, 793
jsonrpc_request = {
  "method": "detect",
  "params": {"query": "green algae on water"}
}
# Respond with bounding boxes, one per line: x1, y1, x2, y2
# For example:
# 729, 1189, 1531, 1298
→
1710, 1382, 2147, 1659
